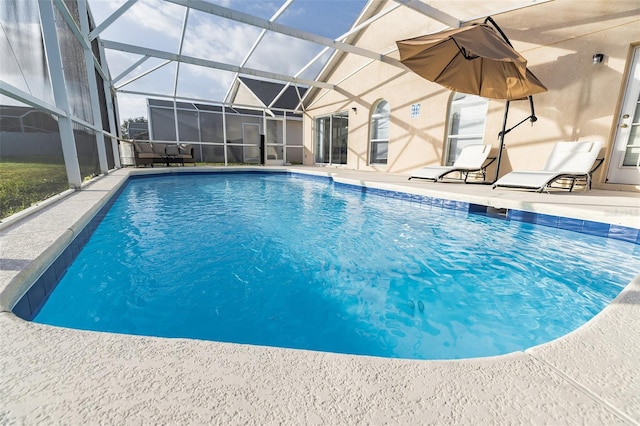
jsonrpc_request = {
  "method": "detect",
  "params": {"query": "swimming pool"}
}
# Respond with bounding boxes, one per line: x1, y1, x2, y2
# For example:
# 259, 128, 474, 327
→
29, 172, 640, 360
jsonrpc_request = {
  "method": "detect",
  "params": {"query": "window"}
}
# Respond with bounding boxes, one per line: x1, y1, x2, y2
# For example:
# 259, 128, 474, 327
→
369, 100, 389, 165
445, 93, 488, 165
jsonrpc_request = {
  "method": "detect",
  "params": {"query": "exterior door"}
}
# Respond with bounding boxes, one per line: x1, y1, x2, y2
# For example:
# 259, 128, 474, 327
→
314, 112, 348, 165
265, 118, 285, 165
607, 47, 640, 184
242, 123, 260, 163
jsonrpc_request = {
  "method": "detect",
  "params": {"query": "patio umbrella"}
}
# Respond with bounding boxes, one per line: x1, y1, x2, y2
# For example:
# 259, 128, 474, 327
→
396, 17, 547, 182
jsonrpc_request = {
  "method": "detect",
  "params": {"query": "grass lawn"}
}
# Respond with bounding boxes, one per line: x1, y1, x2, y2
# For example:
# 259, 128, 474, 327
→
0, 161, 69, 220
1, 160, 301, 220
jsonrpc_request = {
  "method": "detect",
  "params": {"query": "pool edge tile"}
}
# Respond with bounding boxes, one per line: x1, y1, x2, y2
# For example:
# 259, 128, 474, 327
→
608, 225, 640, 244
557, 217, 584, 233
581, 220, 610, 238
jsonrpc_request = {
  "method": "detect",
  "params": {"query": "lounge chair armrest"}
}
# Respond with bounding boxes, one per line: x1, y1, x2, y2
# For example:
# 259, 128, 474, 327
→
482, 156, 497, 169
590, 157, 605, 174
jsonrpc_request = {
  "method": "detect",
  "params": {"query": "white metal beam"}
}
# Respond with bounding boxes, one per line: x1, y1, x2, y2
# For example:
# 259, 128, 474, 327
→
78, 0, 109, 173
102, 40, 335, 90
39, 0, 83, 188
392, 0, 460, 28
173, 7, 191, 143
269, 2, 404, 110
89, 0, 138, 41
224, 0, 294, 104
52, 0, 90, 50
54, 1, 109, 84
293, 85, 304, 112
461, 0, 554, 24
115, 60, 173, 90
118, 89, 297, 114
0, 81, 104, 134
342, 2, 402, 39
173, 7, 190, 99
164, 0, 404, 68
113, 55, 152, 84
0, 81, 67, 117
306, 46, 401, 111
96, 39, 122, 167
93, 55, 109, 82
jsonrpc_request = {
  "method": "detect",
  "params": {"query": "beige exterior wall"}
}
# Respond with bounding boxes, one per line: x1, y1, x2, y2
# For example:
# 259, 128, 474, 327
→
233, 82, 264, 108
303, 0, 640, 190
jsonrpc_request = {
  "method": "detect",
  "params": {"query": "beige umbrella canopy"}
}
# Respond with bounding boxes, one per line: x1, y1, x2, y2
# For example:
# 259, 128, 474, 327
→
396, 18, 547, 181
397, 23, 547, 100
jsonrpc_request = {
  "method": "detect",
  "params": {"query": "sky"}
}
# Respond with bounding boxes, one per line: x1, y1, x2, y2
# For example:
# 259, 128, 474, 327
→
87, 0, 369, 122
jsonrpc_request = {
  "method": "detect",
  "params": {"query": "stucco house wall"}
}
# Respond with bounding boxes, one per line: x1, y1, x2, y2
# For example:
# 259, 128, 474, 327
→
302, 0, 640, 190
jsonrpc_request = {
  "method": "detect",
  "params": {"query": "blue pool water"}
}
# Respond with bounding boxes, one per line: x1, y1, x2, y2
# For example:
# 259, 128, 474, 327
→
34, 173, 640, 360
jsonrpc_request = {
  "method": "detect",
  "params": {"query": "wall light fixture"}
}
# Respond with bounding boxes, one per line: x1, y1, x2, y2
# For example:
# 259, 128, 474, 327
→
592, 53, 604, 65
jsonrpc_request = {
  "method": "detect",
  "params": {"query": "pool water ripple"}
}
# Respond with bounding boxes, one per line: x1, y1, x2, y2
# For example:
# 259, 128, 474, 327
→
34, 173, 640, 360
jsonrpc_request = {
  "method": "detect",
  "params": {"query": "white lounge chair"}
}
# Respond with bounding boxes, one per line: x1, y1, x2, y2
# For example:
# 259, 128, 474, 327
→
408, 144, 493, 182
493, 140, 603, 192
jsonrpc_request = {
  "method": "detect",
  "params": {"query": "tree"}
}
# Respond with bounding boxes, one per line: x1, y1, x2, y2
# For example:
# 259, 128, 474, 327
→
120, 117, 148, 139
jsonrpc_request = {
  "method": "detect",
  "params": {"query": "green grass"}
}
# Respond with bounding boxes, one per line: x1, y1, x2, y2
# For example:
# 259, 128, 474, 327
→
0, 160, 303, 220
0, 161, 69, 220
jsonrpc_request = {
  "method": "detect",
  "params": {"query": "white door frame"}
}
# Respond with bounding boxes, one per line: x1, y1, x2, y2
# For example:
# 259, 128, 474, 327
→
265, 117, 285, 166
242, 123, 261, 164
607, 47, 640, 185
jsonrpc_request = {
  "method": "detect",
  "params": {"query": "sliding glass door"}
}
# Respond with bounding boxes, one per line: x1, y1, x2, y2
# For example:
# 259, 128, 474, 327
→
315, 112, 348, 165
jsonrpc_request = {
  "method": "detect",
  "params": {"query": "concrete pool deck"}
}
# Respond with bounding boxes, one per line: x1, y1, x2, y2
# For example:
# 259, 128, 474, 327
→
1, 166, 639, 424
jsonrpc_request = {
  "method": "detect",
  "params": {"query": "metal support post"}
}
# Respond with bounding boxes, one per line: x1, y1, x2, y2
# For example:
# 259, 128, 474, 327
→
78, 0, 109, 173
39, 0, 83, 188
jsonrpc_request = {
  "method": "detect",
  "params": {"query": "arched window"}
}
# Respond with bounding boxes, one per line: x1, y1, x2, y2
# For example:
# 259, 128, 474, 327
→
369, 100, 390, 165
445, 93, 489, 165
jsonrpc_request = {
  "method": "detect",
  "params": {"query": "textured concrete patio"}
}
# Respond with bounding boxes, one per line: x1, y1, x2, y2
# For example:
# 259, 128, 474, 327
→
1, 166, 639, 424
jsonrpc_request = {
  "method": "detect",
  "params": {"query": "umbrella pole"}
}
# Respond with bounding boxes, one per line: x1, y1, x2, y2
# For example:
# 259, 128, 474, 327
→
493, 100, 510, 183
485, 16, 513, 47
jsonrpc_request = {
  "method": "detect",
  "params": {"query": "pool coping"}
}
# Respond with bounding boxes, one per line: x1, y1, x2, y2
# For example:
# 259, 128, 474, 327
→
1, 166, 639, 424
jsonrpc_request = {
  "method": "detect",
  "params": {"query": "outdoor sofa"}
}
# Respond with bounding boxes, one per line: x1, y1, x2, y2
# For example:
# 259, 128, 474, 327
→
133, 141, 195, 167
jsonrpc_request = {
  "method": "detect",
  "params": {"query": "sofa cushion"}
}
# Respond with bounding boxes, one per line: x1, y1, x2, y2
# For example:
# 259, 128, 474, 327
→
136, 142, 153, 153
178, 144, 192, 156
166, 145, 180, 156
152, 144, 167, 155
